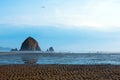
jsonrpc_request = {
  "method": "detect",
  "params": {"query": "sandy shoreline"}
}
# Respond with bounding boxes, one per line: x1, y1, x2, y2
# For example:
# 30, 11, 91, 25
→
0, 64, 120, 80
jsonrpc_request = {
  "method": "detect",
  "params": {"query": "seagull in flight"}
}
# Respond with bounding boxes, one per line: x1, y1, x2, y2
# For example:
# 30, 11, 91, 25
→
41, 6, 45, 8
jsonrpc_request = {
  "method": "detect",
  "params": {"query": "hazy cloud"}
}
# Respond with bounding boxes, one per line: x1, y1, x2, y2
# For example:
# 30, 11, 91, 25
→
0, 0, 120, 30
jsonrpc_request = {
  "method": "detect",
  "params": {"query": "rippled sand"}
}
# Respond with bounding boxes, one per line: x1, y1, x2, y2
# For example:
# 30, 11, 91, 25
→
0, 65, 120, 80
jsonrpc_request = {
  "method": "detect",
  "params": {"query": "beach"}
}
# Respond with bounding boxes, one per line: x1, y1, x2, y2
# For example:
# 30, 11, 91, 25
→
0, 64, 120, 80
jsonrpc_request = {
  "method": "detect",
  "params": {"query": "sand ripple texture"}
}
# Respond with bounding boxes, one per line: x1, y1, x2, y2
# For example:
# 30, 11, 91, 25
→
0, 65, 120, 80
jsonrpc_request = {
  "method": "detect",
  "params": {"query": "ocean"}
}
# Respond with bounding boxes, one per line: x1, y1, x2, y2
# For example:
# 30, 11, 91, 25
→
0, 53, 120, 65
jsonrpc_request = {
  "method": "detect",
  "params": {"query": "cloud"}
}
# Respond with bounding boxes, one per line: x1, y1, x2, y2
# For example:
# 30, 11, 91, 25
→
55, 0, 120, 30
0, 0, 120, 30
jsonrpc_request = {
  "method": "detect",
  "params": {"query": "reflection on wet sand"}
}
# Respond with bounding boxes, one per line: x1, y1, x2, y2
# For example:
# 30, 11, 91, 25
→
20, 53, 40, 64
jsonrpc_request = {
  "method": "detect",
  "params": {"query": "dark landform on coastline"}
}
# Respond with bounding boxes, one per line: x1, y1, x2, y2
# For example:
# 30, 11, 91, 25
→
10, 36, 54, 53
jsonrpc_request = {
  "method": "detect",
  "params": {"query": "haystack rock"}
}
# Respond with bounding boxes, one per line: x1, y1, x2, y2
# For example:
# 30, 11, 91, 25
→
20, 37, 41, 51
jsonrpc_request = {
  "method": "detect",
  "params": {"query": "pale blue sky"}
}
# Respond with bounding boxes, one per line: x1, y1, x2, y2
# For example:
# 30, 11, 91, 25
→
0, 0, 120, 52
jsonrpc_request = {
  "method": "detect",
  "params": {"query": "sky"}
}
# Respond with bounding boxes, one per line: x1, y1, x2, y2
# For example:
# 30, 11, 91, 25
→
0, 0, 120, 52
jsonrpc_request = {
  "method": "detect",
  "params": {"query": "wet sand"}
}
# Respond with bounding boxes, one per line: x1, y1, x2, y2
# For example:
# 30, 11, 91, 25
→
0, 64, 120, 80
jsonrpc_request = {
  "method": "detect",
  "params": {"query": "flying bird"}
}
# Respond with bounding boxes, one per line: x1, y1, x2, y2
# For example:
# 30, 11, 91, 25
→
41, 6, 45, 8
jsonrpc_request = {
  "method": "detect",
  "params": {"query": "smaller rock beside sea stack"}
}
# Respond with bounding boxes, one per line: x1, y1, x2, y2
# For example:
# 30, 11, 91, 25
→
20, 37, 41, 51
46, 47, 54, 52
49, 47, 54, 52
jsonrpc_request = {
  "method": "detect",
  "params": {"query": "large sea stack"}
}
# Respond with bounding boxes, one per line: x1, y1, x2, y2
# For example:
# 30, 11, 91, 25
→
20, 37, 41, 51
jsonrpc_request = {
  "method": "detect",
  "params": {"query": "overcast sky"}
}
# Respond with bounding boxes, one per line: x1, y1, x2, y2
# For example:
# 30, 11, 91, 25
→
0, 0, 120, 52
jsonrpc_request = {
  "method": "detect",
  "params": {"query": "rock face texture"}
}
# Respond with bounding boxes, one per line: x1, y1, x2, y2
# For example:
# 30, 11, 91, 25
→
20, 37, 41, 51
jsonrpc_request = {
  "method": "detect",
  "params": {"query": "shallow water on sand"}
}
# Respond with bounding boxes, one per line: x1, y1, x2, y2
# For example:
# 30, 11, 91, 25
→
0, 53, 120, 65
